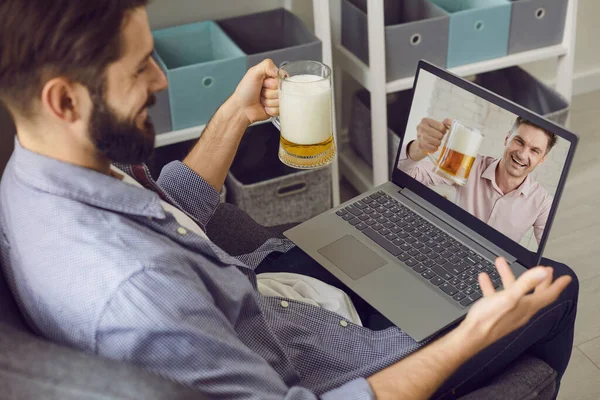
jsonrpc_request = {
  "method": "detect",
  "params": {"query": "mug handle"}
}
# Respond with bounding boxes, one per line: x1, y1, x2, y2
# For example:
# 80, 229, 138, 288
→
426, 120, 453, 165
271, 116, 281, 131
427, 151, 439, 166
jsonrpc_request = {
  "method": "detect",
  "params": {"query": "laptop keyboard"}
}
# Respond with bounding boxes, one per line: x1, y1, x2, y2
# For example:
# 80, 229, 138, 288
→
335, 191, 503, 308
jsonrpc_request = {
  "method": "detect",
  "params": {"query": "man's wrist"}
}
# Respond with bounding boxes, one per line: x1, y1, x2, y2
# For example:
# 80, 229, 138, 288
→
407, 140, 423, 161
221, 95, 252, 129
451, 319, 489, 358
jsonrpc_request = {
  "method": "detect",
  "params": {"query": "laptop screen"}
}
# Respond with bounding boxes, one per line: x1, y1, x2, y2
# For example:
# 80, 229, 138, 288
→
396, 68, 572, 254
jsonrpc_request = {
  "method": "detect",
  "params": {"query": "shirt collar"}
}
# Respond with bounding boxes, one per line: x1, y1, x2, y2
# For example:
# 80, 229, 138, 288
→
481, 158, 533, 197
11, 138, 166, 219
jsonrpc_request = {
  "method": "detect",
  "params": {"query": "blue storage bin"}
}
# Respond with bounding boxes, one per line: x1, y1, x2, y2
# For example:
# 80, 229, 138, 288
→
153, 21, 246, 130
430, 0, 512, 68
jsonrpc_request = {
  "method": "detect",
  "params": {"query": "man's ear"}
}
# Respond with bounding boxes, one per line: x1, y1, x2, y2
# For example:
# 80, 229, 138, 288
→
504, 134, 509, 147
40, 77, 83, 123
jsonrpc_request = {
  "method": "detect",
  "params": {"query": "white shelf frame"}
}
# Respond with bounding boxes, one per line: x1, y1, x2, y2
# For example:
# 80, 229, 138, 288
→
332, 0, 579, 193
154, 0, 341, 206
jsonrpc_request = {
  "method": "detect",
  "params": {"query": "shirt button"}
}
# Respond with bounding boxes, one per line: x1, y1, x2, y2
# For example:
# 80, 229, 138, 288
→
280, 300, 289, 308
340, 320, 348, 327
177, 227, 188, 235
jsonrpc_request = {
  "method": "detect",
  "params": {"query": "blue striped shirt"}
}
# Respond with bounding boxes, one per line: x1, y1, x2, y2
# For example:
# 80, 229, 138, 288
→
0, 140, 425, 399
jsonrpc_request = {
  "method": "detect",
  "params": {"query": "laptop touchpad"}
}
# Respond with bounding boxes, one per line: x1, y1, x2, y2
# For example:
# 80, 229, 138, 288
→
318, 235, 387, 280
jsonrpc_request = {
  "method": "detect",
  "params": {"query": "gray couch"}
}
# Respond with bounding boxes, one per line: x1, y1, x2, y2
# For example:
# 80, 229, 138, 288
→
0, 153, 558, 399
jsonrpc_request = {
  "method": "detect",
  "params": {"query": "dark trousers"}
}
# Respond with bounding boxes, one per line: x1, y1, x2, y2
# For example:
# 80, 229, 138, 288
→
256, 247, 579, 399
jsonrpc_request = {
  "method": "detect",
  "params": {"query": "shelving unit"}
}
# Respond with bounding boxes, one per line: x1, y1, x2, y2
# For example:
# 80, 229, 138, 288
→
330, 0, 579, 194
154, 0, 341, 206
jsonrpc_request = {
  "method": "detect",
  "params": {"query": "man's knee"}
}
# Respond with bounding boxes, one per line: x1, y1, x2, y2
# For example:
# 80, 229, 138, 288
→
544, 260, 579, 304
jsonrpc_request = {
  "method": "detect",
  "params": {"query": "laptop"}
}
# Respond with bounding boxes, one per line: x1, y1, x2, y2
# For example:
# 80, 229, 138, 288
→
284, 61, 579, 342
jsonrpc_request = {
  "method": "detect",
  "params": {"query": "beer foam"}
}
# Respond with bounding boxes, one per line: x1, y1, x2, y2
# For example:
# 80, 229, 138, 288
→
446, 124, 483, 157
279, 74, 332, 145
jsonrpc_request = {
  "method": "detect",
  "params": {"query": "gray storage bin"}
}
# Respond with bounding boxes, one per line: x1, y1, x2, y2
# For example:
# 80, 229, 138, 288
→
508, 0, 568, 54
348, 89, 413, 174
218, 8, 322, 69
474, 66, 569, 126
226, 123, 331, 227
342, 0, 449, 81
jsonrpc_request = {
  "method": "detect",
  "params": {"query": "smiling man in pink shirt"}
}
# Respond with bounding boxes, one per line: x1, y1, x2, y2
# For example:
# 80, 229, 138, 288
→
398, 117, 557, 245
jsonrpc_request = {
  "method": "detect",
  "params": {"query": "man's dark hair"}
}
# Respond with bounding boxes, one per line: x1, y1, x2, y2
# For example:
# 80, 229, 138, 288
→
512, 116, 558, 153
0, 0, 149, 117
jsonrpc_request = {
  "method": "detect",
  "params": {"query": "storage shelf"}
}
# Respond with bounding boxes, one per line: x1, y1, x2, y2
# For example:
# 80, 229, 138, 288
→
336, 43, 568, 94
155, 125, 205, 148
339, 144, 373, 194
333, 0, 577, 193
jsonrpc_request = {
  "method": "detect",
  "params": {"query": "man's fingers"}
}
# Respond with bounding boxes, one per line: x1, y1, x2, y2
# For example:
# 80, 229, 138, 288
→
418, 140, 439, 153
418, 124, 445, 140
443, 118, 453, 128
259, 58, 279, 79
479, 273, 495, 297
261, 97, 279, 108
264, 106, 279, 117
261, 87, 278, 99
263, 78, 278, 90
534, 267, 553, 294
424, 118, 447, 133
533, 274, 572, 306
495, 257, 516, 288
512, 266, 549, 297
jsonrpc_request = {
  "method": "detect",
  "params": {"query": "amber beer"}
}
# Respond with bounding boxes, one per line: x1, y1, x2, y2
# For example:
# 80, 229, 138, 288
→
279, 135, 336, 167
431, 122, 483, 186
273, 61, 336, 169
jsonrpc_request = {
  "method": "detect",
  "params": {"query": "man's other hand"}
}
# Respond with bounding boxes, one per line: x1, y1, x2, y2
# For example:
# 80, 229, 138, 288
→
230, 59, 279, 125
415, 118, 452, 154
461, 257, 572, 352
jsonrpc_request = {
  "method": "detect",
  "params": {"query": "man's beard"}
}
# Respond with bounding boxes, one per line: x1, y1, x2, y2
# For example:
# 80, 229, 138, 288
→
89, 91, 157, 165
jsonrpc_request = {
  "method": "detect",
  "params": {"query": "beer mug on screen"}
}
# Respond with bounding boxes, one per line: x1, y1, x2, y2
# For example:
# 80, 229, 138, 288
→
271, 60, 336, 169
428, 120, 483, 186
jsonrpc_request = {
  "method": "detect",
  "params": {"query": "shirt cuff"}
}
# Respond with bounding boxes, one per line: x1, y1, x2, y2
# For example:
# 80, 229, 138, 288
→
156, 161, 221, 230
321, 378, 375, 400
397, 141, 420, 170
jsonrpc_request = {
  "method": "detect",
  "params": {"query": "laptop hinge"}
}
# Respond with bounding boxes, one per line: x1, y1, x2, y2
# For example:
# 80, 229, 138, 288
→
398, 187, 517, 264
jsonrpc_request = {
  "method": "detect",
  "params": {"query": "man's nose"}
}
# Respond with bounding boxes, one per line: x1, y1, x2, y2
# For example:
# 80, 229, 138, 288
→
149, 58, 169, 92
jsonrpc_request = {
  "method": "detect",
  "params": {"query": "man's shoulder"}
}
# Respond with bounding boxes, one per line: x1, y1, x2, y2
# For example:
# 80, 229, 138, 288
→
475, 154, 498, 167
527, 178, 553, 203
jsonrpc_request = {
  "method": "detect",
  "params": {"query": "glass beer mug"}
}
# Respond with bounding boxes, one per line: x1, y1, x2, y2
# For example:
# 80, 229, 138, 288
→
271, 60, 336, 169
428, 120, 483, 186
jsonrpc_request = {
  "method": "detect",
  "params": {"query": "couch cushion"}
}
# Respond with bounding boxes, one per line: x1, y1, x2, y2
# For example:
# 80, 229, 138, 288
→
457, 355, 557, 400
0, 322, 205, 400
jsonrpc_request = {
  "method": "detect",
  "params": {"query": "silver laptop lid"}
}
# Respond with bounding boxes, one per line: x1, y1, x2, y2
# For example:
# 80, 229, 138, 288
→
390, 61, 579, 268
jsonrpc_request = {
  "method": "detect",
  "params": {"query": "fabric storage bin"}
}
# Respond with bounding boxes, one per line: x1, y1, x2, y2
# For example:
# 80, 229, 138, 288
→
149, 53, 173, 135
474, 66, 569, 125
348, 89, 413, 174
342, 0, 449, 81
508, 0, 568, 54
226, 123, 331, 227
430, 0, 512, 68
153, 21, 246, 130
217, 8, 321, 69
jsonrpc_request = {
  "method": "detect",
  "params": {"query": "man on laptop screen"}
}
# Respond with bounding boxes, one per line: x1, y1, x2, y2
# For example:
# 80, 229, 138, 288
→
396, 71, 569, 253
